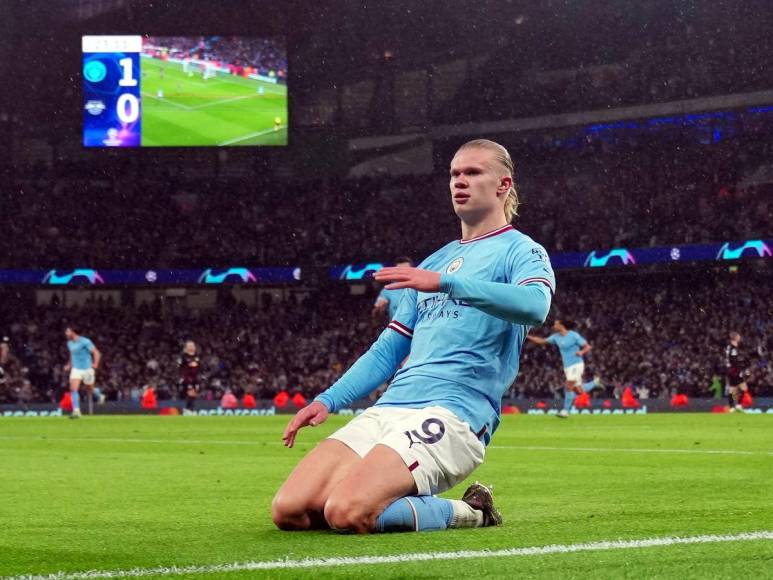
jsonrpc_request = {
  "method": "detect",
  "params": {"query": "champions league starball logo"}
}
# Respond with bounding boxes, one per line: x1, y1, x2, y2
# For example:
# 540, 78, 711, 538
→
197, 268, 257, 284
42, 269, 105, 285
338, 263, 385, 280
716, 240, 772, 260
583, 248, 636, 268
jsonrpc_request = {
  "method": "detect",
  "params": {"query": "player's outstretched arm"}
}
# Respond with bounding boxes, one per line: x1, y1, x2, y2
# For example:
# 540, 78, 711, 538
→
282, 326, 411, 447
375, 266, 550, 325
527, 335, 549, 346
440, 275, 550, 325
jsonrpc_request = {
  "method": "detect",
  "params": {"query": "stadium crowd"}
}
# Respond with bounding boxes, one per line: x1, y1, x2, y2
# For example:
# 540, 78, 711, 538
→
1, 273, 770, 407
440, 19, 773, 124
0, 288, 374, 407
145, 36, 287, 78
2, 131, 770, 269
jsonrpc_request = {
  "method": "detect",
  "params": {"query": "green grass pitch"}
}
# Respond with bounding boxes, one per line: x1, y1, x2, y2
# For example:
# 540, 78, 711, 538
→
139, 57, 287, 146
1, 414, 771, 578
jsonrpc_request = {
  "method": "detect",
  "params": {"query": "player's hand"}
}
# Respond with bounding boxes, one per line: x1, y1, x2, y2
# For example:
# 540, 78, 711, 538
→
63, 363, 71, 372
575, 351, 583, 356
282, 401, 329, 448
375, 267, 441, 292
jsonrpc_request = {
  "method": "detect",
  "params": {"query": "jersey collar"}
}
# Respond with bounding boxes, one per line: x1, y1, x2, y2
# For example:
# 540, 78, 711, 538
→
459, 224, 514, 244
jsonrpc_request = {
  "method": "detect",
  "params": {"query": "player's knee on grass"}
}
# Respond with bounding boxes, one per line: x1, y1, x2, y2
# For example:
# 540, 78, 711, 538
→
271, 493, 315, 531
323, 495, 376, 534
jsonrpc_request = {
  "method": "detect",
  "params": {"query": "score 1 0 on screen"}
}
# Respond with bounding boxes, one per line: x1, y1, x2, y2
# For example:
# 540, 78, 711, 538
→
83, 36, 142, 147
82, 35, 288, 147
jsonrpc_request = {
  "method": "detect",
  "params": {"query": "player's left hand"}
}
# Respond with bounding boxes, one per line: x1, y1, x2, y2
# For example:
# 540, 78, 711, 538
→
282, 401, 329, 448
375, 267, 441, 292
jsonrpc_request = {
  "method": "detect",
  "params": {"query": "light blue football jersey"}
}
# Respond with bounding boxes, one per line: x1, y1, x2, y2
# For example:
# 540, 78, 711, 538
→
546, 330, 588, 368
376, 286, 405, 320
68, 336, 96, 370
375, 225, 555, 443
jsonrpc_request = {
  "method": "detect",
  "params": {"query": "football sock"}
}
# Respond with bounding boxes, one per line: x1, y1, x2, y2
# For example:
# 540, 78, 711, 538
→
582, 380, 596, 392
563, 389, 576, 411
375, 496, 453, 532
71, 389, 80, 411
448, 499, 485, 528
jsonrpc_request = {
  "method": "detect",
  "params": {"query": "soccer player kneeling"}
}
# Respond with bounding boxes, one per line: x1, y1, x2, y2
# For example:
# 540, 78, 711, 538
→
272, 139, 555, 533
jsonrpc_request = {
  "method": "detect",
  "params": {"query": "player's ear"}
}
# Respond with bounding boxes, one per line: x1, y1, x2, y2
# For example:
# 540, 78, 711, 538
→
498, 175, 512, 196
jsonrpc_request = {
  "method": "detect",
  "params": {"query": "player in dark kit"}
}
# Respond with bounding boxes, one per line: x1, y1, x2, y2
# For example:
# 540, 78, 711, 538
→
725, 332, 750, 412
178, 340, 201, 412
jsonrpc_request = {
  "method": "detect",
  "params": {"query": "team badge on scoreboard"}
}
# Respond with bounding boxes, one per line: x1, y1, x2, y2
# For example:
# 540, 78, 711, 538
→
446, 257, 464, 274
84, 100, 107, 115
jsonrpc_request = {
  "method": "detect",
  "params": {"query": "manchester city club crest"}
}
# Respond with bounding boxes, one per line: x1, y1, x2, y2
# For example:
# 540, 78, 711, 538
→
447, 257, 464, 274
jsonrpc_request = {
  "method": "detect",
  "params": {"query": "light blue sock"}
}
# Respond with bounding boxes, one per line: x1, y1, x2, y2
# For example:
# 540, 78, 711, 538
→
582, 380, 596, 393
375, 496, 453, 532
71, 389, 80, 411
563, 389, 576, 411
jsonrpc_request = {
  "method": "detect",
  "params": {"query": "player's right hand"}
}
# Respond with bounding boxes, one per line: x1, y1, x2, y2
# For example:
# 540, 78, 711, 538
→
282, 401, 329, 448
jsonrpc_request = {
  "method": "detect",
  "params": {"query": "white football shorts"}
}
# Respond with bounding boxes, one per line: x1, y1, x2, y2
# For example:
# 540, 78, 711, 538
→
70, 367, 96, 386
564, 362, 585, 384
328, 405, 485, 496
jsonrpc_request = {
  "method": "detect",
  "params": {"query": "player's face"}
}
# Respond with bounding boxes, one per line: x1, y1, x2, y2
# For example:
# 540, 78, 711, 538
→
449, 148, 509, 221
65, 328, 75, 340
552, 320, 564, 332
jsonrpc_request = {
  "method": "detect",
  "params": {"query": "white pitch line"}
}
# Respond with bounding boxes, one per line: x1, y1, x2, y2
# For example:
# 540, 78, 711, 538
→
140, 92, 192, 111
7, 531, 773, 579
490, 444, 773, 456
0, 436, 281, 447
1, 436, 770, 456
218, 126, 285, 146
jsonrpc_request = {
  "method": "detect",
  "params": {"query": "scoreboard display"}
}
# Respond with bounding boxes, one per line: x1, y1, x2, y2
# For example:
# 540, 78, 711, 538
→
83, 36, 142, 147
82, 35, 288, 147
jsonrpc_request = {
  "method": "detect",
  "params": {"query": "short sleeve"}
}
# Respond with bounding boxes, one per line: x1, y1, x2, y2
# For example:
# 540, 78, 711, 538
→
546, 333, 558, 345
374, 287, 389, 306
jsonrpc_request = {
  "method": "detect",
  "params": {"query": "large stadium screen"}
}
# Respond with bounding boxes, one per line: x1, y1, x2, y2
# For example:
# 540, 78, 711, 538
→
82, 35, 288, 147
